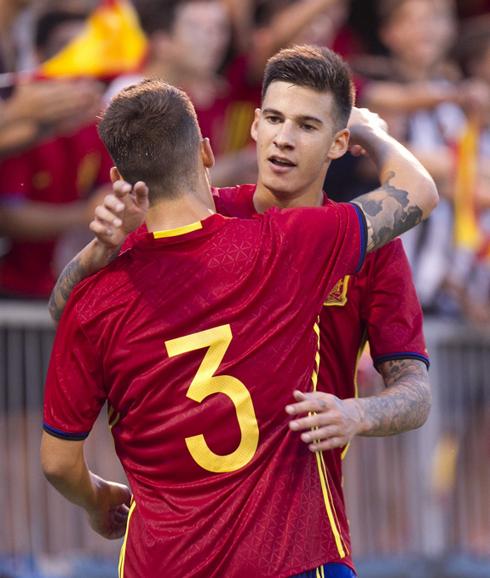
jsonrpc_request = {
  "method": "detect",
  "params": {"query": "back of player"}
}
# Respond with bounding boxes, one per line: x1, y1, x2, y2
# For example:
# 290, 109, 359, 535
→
44, 202, 365, 577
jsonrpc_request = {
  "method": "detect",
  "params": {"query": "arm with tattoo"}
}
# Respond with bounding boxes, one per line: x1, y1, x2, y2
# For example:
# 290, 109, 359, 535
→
48, 180, 149, 324
354, 359, 431, 437
48, 239, 119, 323
286, 359, 431, 452
348, 108, 438, 252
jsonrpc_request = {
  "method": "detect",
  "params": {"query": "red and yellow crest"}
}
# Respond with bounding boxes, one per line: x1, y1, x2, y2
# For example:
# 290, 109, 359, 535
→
324, 275, 350, 307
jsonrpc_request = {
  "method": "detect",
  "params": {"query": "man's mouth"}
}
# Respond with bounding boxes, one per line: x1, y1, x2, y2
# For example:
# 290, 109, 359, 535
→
268, 156, 296, 168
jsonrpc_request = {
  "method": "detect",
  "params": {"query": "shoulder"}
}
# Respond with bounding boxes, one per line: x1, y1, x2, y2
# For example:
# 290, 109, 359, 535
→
213, 184, 257, 217
69, 252, 133, 321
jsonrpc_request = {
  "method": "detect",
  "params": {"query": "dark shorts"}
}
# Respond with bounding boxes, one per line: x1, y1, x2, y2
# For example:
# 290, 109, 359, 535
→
292, 562, 357, 578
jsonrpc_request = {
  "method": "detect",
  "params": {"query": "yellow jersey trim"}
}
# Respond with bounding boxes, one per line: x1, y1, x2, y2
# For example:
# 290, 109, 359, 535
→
118, 499, 136, 578
152, 221, 203, 238
315, 565, 326, 578
341, 330, 368, 461
311, 319, 346, 559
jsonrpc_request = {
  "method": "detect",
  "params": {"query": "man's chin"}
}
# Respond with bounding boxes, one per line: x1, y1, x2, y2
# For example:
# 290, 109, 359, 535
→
262, 175, 296, 198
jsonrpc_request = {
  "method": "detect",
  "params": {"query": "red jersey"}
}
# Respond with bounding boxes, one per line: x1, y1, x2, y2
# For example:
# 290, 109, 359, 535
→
215, 184, 429, 553
44, 206, 366, 577
0, 123, 112, 297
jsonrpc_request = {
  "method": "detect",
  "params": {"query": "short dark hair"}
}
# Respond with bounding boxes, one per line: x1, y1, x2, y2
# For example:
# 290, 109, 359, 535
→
98, 79, 202, 201
262, 45, 355, 128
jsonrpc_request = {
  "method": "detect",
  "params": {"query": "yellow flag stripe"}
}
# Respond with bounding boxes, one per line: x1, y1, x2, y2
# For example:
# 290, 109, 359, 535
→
41, 0, 147, 78
453, 119, 480, 250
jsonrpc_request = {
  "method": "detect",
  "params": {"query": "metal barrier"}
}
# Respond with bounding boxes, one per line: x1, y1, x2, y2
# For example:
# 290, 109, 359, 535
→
1, 303, 489, 576
344, 318, 490, 572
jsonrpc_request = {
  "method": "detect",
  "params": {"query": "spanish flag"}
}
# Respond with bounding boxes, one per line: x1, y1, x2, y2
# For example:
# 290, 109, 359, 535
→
453, 117, 481, 251
40, 0, 147, 79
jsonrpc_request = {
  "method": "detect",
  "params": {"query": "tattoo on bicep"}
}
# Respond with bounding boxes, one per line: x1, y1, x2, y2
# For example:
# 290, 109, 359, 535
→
355, 171, 423, 251
48, 257, 87, 323
359, 358, 431, 436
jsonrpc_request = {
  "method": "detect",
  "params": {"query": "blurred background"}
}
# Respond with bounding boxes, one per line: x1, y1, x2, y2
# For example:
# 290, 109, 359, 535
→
0, 0, 489, 577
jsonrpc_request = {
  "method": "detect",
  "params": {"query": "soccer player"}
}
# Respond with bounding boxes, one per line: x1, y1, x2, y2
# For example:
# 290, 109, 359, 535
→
41, 76, 436, 577
48, 46, 434, 574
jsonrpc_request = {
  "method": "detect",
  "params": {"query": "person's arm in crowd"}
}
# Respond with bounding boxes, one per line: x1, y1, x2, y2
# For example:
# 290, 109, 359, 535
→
221, 0, 254, 53
40, 432, 131, 539
48, 180, 149, 323
0, 187, 110, 241
362, 78, 489, 114
286, 359, 431, 450
363, 81, 461, 113
0, 79, 103, 158
348, 107, 438, 252
249, 0, 347, 80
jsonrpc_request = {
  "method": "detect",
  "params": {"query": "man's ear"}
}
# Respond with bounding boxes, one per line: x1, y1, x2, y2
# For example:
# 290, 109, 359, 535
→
250, 108, 261, 143
110, 166, 122, 183
327, 128, 349, 160
201, 137, 215, 169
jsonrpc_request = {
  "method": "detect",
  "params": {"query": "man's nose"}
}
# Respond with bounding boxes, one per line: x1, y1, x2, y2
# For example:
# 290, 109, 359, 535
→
273, 122, 295, 149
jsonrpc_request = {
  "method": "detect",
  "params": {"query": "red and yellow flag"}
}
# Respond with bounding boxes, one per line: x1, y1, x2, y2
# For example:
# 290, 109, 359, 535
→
40, 0, 147, 79
453, 117, 481, 251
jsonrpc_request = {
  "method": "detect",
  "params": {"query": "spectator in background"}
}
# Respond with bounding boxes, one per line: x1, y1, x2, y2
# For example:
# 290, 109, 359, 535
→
109, 0, 344, 186
0, 0, 102, 157
0, 7, 112, 299
445, 19, 490, 323
357, 0, 466, 313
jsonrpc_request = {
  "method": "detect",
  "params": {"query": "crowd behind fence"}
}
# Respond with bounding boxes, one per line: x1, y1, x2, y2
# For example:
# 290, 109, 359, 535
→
0, 303, 489, 578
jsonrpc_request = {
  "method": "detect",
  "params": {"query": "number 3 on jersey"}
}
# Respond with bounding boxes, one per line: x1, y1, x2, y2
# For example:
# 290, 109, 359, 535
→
165, 324, 259, 473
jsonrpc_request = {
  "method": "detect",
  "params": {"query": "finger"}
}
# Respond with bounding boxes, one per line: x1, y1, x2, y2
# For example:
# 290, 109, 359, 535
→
285, 400, 319, 415
113, 180, 133, 199
308, 437, 345, 452
90, 219, 114, 237
286, 394, 333, 415
300, 425, 339, 444
103, 194, 125, 214
349, 145, 364, 157
95, 205, 122, 227
112, 506, 129, 523
133, 181, 149, 207
289, 412, 334, 431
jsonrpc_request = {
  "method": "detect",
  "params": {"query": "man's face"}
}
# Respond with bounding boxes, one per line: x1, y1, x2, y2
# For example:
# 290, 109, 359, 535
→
172, 1, 230, 76
251, 81, 348, 200
382, 0, 455, 68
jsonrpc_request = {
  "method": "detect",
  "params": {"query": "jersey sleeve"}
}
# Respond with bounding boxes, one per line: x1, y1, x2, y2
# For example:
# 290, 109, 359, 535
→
364, 239, 430, 369
43, 297, 106, 440
271, 202, 367, 300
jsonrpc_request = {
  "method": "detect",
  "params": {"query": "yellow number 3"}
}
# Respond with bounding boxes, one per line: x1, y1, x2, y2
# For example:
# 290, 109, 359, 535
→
165, 324, 259, 473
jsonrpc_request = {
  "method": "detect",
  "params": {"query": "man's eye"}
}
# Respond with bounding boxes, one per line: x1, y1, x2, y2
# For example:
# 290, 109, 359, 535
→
266, 116, 281, 124
302, 124, 316, 131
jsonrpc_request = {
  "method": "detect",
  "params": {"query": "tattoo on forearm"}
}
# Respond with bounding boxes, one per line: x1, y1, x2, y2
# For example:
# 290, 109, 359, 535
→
358, 359, 431, 436
48, 257, 88, 323
355, 171, 423, 251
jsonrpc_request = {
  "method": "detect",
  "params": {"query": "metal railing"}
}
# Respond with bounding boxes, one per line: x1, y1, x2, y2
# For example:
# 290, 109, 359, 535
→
1, 303, 489, 577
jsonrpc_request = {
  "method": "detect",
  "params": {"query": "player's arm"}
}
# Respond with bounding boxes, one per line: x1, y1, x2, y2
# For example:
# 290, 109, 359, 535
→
286, 359, 430, 451
48, 179, 148, 323
41, 432, 131, 538
348, 108, 438, 252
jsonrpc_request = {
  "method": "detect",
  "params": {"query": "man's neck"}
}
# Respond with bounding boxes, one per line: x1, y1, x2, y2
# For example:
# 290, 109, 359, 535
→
253, 182, 324, 214
146, 190, 216, 233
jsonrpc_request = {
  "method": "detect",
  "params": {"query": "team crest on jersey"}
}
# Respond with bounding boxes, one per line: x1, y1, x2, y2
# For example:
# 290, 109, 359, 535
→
324, 275, 350, 307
